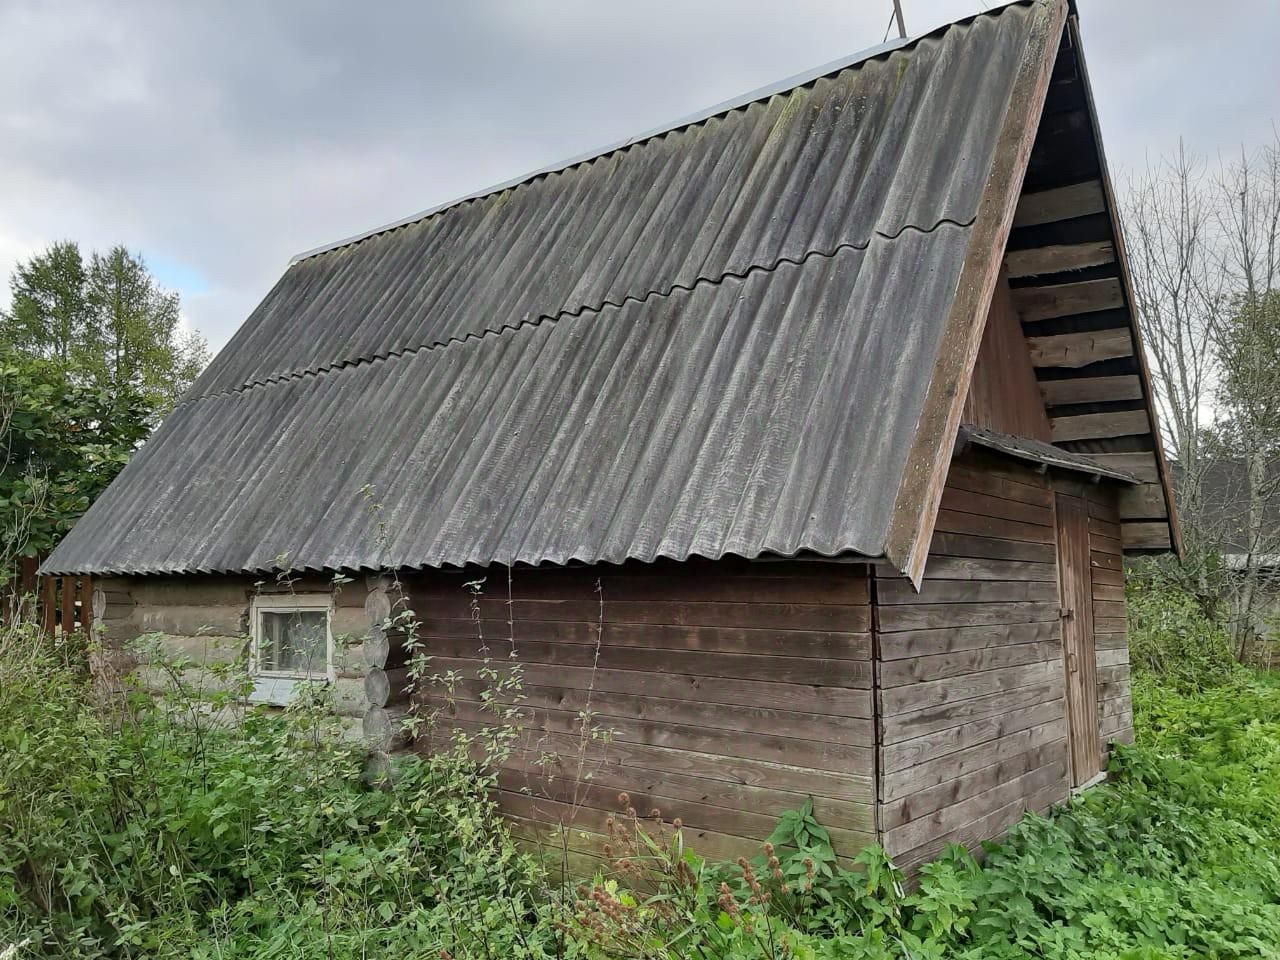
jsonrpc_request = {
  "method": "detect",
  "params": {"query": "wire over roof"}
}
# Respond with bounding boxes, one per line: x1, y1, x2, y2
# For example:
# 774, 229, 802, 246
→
44, 0, 1062, 576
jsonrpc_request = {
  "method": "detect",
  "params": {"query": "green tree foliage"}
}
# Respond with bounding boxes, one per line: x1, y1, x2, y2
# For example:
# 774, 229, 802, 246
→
1, 242, 209, 563
0, 353, 149, 560
2, 241, 209, 418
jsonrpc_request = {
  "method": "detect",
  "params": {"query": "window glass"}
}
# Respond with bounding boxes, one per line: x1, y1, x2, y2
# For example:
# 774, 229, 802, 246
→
259, 609, 327, 677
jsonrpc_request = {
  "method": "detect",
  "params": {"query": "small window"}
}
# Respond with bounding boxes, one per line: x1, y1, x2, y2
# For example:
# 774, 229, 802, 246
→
249, 596, 333, 702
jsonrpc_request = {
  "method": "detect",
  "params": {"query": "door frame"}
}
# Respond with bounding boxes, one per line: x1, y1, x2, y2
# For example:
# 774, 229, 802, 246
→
1053, 492, 1102, 787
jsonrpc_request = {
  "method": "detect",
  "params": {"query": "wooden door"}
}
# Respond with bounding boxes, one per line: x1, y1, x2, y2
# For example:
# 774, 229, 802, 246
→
1054, 494, 1101, 786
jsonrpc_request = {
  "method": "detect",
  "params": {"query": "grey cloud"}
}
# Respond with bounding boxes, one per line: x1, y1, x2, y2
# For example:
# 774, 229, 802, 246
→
1, 0, 1275, 350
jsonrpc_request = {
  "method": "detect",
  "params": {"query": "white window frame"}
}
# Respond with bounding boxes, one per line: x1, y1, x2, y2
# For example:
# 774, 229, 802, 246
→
248, 595, 335, 705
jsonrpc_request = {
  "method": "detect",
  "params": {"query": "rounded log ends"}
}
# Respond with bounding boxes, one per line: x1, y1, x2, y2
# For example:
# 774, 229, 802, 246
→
363, 666, 411, 708
91, 586, 134, 621
364, 585, 392, 626
362, 704, 412, 753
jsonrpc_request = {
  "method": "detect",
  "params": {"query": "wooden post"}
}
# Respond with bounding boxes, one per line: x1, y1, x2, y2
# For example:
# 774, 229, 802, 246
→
40, 577, 56, 635
78, 575, 94, 632
59, 577, 74, 636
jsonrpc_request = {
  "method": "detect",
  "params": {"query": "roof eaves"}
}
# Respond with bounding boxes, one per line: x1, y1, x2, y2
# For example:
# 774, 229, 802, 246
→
881, 0, 1067, 587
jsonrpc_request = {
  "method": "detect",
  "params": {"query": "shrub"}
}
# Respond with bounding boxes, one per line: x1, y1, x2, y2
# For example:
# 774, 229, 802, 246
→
5, 598, 1280, 959
1126, 566, 1243, 692
0, 623, 554, 959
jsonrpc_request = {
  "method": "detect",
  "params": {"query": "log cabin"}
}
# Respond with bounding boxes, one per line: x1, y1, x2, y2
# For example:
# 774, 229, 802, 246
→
44, 0, 1180, 874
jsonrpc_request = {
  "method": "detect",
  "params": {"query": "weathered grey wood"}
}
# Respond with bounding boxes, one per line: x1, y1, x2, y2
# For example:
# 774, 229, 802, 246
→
1012, 180, 1106, 227
878, 620, 1061, 661
1121, 521, 1172, 549
1055, 493, 1102, 787
428, 694, 873, 770
928, 532, 1057, 564
884, 756, 1068, 856
880, 640, 1062, 688
880, 660, 1060, 716
1079, 453, 1159, 483
881, 696, 1065, 773
938, 487, 1054, 527
1095, 647, 1129, 668
1004, 241, 1114, 278
418, 636, 872, 687
135, 604, 245, 638
364, 666, 411, 707
876, 578, 1057, 606
1027, 328, 1133, 368
499, 748, 873, 832
882, 718, 1066, 801
411, 617, 873, 660
1038, 375, 1143, 406
879, 739, 1066, 830
437, 715, 876, 804
425, 657, 873, 718
883, 681, 1064, 744
362, 704, 412, 751
934, 509, 1055, 545
920, 556, 1058, 582
1050, 409, 1150, 442
1014, 278, 1124, 322
944, 464, 1053, 507
1117, 483, 1166, 519
438, 677, 875, 746
962, 272, 1053, 441
878, 601, 1060, 633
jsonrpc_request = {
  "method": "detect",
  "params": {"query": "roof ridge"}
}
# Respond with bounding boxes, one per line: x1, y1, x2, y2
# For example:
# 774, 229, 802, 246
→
182, 216, 976, 408
288, 1, 1032, 265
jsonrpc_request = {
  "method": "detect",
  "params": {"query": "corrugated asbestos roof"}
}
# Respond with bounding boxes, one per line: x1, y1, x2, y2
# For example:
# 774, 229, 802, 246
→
43, 1, 1051, 576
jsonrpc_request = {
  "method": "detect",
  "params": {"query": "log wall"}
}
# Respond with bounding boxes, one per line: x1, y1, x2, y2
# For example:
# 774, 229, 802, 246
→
90, 574, 374, 732
400, 559, 876, 868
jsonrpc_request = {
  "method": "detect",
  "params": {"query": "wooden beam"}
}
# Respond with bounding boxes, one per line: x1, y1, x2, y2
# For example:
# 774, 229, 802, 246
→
1066, 16, 1182, 558
1004, 241, 1114, 278
1027, 328, 1133, 368
883, 0, 1069, 585
1072, 452, 1157, 482
1013, 180, 1107, 228
1117, 483, 1167, 519
1038, 374, 1142, 406
1013, 278, 1124, 322
1050, 409, 1150, 442
1121, 521, 1172, 550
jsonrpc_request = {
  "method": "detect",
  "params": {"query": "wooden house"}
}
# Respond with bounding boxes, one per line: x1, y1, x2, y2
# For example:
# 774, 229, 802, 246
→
44, 0, 1179, 874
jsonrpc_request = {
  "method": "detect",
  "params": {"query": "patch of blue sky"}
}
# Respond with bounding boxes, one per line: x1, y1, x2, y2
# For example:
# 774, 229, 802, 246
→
147, 254, 210, 297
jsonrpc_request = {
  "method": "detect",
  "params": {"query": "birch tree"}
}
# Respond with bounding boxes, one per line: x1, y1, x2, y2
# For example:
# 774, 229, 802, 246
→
1123, 144, 1224, 555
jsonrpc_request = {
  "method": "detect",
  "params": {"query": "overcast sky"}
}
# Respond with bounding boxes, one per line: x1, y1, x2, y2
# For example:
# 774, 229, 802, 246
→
1, 0, 1275, 352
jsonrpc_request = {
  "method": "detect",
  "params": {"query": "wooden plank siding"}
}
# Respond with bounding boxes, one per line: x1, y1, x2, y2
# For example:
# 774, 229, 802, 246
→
403, 559, 876, 868
875, 451, 1073, 874
962, 271, 1053, 442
